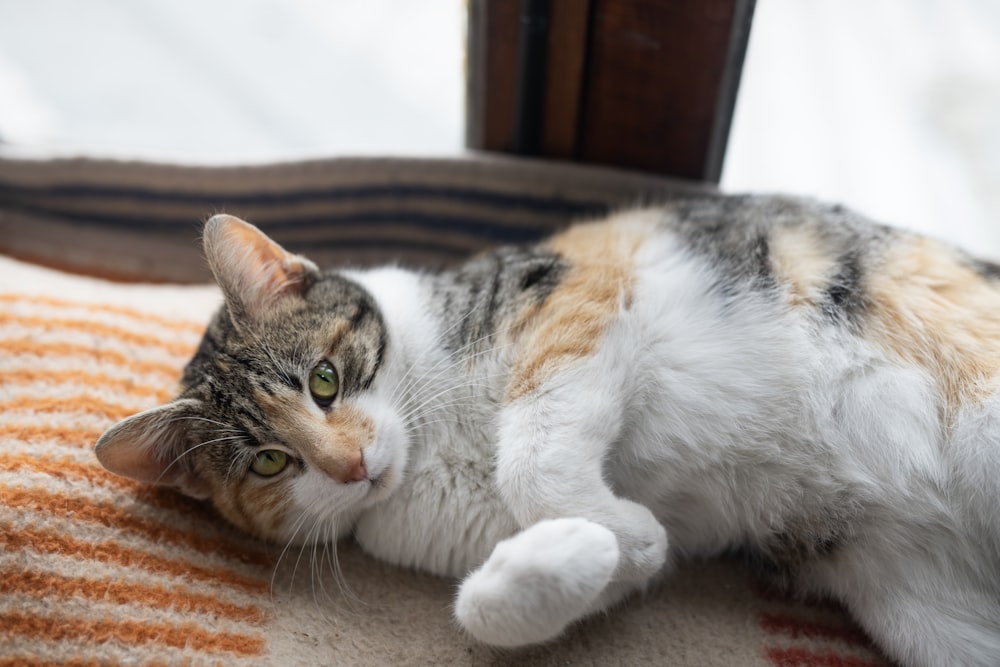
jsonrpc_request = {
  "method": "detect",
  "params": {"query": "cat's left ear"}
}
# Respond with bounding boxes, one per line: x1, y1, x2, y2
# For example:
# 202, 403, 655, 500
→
203, 214, 319, 322
94, 398, 211, 499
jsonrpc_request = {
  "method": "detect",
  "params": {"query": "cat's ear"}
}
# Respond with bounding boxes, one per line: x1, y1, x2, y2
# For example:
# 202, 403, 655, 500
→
95, 399, 211, 499
203, 214, 318, 322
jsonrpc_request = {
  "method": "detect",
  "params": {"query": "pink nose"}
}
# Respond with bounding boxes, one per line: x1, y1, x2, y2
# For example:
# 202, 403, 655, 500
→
342, 459, 368, 483
332, 449, 367, 484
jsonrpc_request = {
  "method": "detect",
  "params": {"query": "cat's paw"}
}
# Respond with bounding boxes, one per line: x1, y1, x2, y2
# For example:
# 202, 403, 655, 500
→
454, 517, 619, 647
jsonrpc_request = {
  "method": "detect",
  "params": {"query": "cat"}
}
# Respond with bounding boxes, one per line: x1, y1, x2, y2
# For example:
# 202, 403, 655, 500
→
95, 196, 1000, 667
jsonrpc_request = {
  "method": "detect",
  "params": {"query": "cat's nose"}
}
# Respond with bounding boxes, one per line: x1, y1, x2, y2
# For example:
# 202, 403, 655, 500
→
337, 450, 368, 484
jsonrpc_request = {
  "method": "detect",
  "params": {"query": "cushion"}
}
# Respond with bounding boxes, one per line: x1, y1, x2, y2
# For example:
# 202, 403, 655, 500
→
0, 154, 889, 665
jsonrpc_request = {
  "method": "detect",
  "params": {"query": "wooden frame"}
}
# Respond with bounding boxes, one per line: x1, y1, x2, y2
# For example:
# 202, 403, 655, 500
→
467, 0, 756, 183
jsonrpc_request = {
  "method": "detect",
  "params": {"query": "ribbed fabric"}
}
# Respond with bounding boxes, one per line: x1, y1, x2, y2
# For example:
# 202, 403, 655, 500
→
0, 154, 887, 666
0, 154, 713, 282
0, 264, 271, 665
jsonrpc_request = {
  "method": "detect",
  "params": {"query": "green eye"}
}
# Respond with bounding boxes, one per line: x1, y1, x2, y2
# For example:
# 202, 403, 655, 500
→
251, 449, 288, 477
308, 360, 339, 406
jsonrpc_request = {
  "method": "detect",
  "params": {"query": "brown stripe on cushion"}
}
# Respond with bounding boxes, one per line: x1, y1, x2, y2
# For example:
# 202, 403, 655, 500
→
0, 312, 199, 357
0, 294, 209, 334
0, 610, 266, 657
0, 565, 267, 625
1, 453, 275, 567
0, 485, 272, 569
0, 368, 174, 403
0, 521, 268, 595
0, 395, 153, 423
0, 422, 105, 446
1, 453, 234, 526
0, 339, 185, 380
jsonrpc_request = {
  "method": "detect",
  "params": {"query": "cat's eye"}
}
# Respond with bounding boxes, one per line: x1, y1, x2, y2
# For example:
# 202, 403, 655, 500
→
251, 449, 288, 477
308, 360, 339, 407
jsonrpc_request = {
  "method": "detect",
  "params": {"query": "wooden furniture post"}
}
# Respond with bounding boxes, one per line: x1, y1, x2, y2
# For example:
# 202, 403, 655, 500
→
467, 0, 756, 183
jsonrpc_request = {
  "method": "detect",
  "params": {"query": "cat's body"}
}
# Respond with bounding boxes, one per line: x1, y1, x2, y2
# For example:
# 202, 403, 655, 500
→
97, 196, 1000, 667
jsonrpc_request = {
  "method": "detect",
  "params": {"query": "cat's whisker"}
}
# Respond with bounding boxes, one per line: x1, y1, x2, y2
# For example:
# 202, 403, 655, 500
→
404, 397, 495, 429
287, 521, 319, 601
385, 304, 485, 406
306, 516, 324, 610
269, 507, 314, 605
398, 373, 509, 428
390, 329, 514, 407
332, 528, 369, 611
152, 435, 245, 487
161, 414, 243, 434
313, 524, 335, 608
225, 446, 258, 483
386, 311, 513, 408
394, 348, 513, 421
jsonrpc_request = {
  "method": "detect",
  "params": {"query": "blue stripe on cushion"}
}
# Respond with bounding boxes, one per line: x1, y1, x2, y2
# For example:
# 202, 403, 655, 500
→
0, 182, 608, 218
1, 204, 591, 246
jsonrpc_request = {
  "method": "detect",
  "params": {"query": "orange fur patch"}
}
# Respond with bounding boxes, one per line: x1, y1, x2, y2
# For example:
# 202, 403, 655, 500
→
506, 213, 657, 401
769, 225, 838, 307
865, 236, 1000, 410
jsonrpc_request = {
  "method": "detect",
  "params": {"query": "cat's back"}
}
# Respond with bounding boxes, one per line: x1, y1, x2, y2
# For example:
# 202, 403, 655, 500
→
506, 196, 1000, 411
399, 195, 1000, 570
425, 193, 1000, 429
492, 194, 1000, 557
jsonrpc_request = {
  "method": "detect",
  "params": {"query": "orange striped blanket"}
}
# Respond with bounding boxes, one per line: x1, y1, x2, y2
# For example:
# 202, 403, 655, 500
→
0, 253, 889, 666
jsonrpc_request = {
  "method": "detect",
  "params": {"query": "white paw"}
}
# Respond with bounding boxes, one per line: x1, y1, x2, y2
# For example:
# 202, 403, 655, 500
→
455, 517, 619, 647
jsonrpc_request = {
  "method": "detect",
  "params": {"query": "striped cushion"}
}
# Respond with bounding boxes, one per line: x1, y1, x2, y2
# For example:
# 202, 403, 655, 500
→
0, 154, 712, 283
0, 155, 889, 666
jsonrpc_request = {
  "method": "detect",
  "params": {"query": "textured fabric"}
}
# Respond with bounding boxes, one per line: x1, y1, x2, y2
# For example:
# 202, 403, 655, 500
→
0, 154, 711, 283
0, 154, 890, 665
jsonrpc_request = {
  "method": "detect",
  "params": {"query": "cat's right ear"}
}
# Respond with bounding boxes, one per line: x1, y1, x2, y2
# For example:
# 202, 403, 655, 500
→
203, 214, 319, 323
95, 398, 211, 499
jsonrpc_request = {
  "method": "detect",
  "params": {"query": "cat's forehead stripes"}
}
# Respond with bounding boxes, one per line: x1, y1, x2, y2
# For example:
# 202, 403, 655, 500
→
505, 212, 659, 402
302, 275, 388, 396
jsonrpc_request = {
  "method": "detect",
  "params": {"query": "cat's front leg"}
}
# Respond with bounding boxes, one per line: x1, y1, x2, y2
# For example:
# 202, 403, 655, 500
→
455, 517, 619, 646
455, 371, 669, 646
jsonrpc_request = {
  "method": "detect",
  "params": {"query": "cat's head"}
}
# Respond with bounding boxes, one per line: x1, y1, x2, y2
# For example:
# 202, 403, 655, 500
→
95, 215, 409, 542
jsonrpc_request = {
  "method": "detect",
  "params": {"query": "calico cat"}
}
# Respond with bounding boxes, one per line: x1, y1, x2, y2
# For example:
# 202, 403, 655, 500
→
96, 197, 1000, 667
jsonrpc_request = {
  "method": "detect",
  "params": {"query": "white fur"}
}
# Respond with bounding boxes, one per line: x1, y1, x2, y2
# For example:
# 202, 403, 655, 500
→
455, 518, 619, 646
328, 234, 1000, 666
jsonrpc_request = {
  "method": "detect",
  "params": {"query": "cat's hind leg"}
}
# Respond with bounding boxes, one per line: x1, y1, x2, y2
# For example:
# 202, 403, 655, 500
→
456, 359, 669, 646
815, 522, 1000, 667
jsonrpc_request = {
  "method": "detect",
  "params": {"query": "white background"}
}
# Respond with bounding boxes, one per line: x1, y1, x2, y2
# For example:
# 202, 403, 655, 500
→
0, 0, 997, 255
